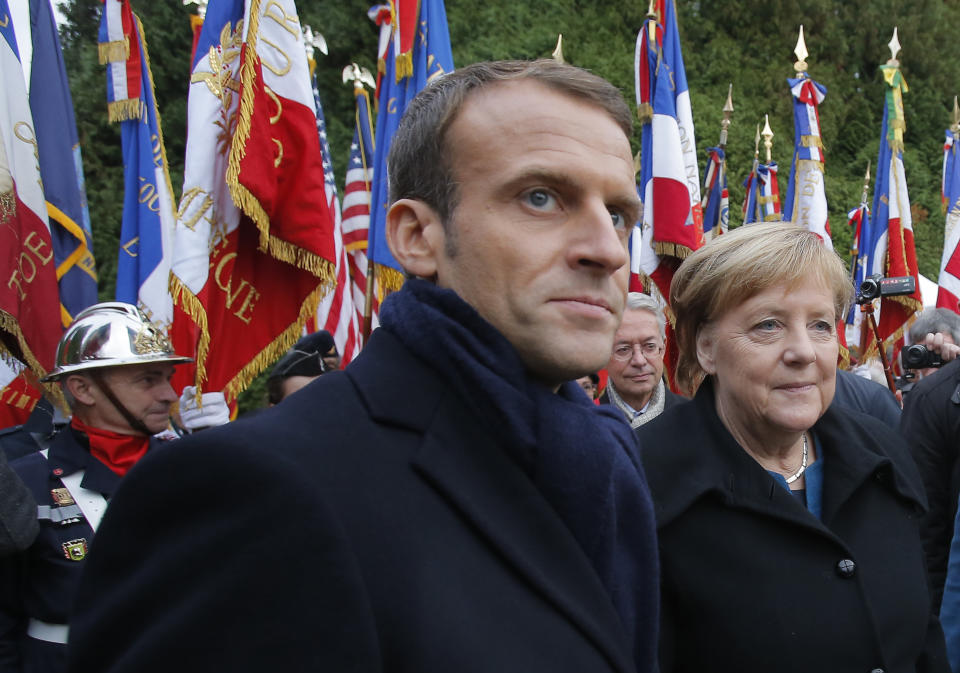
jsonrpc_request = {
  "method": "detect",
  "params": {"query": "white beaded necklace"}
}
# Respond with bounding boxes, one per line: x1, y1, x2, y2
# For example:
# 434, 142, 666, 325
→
784, 433, 809, 484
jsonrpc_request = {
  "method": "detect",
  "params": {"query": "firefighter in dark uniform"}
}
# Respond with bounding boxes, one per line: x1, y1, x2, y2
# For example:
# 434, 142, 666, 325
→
0, 303, 191, 673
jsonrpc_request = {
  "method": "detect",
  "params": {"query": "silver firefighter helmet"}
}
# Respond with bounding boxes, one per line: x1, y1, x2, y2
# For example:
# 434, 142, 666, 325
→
41, 302, 192, 382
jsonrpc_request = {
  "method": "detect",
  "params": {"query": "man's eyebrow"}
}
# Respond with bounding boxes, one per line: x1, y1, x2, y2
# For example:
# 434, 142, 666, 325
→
500, 168, 642, 218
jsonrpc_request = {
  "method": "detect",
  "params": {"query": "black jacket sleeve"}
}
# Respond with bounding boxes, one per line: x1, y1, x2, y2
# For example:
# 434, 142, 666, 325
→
66, 436, 381, 673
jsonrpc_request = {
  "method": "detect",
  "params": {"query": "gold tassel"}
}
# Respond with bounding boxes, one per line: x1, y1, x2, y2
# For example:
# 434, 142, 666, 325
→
107, 99, 144, 123
376, 264, 405, 292
97, 37, 130, 64
394, 52, 413, 82
636, 103, 654, 125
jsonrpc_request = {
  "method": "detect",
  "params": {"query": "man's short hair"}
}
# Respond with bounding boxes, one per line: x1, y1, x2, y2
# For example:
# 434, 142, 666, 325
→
908, 307, 960, 345
387, 59, 634, 226
624, 292, 666, 340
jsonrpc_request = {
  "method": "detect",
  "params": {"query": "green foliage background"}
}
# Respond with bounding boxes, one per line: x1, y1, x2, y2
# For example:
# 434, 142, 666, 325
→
57, 0, 960, 409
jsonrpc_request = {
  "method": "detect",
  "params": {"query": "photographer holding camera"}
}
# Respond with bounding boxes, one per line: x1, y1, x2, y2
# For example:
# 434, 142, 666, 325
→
899, 308, 960, 613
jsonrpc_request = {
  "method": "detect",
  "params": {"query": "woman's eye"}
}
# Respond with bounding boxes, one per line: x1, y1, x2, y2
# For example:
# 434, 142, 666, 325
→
756, 319, 779, 331
812, 320, 833, 333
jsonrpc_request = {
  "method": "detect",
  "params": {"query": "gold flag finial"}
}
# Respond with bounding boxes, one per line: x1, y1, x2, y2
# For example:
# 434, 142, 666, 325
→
753, 123, 761, 160
952, 96, 960, 136
794, 25, 808, 72
718, 84, 734, 148
762, 114, 774, 164
552, 34, 565, 63
647, 0, 657, 17
887, 27, 901, 66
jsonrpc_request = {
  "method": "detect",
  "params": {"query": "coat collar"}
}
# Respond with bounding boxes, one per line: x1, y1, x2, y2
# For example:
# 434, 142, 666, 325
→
347, 329, 635, 673
642, 378, 926, 532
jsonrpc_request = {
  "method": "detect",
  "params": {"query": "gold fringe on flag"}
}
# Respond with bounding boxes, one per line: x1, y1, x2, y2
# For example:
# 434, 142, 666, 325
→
107, 99, 144, 123
222, 282, 327, 402
224, 1, 336, 283
0, 311, 67, 411
375, 263, 405, 292
169, 274, 211, 392
800, 135, 824, 149
97, 36, 130, 64
653, 241, 695, 259
796, 158, 824, 173
135, 17, 179, 225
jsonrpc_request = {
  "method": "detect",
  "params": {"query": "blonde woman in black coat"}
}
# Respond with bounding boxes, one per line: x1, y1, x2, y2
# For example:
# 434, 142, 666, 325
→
639, 221, 948, 673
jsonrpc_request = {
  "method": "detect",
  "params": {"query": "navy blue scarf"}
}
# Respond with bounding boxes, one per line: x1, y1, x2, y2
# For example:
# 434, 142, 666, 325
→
380, 278, 659, 672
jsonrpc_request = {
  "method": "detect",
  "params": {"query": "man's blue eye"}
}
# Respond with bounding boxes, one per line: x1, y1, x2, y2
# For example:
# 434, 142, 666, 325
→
526, 190, 553, 208
610, 211, 625, 229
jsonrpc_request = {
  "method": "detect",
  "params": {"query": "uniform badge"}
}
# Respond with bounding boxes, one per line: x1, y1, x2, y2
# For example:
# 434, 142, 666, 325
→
51, 488, 75, 506
62, 539, 88, 561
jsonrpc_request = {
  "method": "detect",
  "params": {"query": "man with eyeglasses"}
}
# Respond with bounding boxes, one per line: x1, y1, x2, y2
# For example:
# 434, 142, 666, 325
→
601, 292, 682, 429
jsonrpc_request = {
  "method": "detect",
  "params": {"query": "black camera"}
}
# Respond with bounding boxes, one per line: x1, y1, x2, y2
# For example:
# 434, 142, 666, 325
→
902, 344, 943, 370
856, 274, 916, 304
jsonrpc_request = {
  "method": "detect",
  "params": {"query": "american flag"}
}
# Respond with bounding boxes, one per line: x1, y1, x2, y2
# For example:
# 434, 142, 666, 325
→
312, 75, 362, 366
341, 85, 379, 336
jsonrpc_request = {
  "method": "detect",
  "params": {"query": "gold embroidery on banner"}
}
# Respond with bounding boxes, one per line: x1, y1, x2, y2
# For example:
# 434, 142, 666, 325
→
121, 237, 139, 258
265, 87, 282, 123
13, 122, 42, 190
259, 35, 292, 76
272, 138, 283, 168
137, 177, 161, 212
213, 252, 261, 324
262, 1, 300, 37
178, 187, 215, 232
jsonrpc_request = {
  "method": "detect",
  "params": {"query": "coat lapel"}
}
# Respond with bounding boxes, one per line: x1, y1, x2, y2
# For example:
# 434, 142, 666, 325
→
412, 396, 634, 673
349, 328, 633, 673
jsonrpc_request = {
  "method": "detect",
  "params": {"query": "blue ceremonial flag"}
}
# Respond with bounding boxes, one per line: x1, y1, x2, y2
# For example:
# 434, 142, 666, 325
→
742, 161, 780, 225
29, 0, 97, 327
100, 0, 177, 331
701, 147, 727, 240
367, 0, 453, 290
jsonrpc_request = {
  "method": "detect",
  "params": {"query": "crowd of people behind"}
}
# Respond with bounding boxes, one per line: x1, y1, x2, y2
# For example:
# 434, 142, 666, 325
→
2, 58, 960, 673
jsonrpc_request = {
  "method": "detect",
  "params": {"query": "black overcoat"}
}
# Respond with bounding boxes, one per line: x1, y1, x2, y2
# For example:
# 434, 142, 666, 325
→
66, 328, 645, 673
638, 381, 948, 673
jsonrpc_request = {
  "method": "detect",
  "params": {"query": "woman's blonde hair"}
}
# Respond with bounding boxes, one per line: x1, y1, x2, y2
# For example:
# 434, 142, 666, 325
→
670, 221, 853, 396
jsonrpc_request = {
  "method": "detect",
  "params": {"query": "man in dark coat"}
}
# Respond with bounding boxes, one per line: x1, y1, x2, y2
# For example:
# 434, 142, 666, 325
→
66, 60, 659, 673
599, 293, 681, 430
902, 358, 960, 611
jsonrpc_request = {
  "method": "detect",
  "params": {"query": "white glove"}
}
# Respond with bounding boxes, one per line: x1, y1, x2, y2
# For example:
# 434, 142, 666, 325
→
179, 386, 230, 430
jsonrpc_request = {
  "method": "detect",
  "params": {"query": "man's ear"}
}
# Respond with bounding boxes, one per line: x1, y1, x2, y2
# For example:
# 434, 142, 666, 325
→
695, 325, 718, 376
64, 374, 96, 406
386, 198, 446, 279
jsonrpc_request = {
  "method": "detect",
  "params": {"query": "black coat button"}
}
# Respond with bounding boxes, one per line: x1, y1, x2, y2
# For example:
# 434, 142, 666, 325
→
870, 668, 884, 673
836, 559, 856, 578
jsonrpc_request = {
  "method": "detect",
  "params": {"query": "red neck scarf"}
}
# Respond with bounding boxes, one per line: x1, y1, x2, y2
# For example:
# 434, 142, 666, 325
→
71, 416, 149, 476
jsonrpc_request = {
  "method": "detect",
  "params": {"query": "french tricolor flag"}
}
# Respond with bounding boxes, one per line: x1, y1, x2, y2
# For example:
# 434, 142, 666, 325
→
632, 0, 702, 391
938, 129, 960, 313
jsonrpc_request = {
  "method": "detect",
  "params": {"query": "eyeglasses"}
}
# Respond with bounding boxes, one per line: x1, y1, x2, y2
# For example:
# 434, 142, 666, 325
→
612, 341, 664, 361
